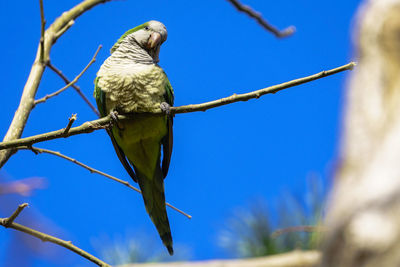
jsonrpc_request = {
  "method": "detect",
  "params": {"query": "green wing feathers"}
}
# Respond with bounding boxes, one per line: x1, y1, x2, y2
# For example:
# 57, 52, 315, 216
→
94, 77, 106, 117
162, 77, 174, 178
94, 77, 138, 182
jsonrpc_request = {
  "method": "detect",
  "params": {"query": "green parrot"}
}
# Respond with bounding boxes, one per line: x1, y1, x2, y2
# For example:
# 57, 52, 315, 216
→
94, 21, 174, 255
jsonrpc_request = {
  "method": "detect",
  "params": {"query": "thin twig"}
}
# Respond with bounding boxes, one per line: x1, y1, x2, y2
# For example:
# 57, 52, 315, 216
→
34, 45, 102, 106
271, 225, 327, 238
47, 62, 100, 116
39, 0, 46, 63
0, 0, 113, 168
3, 203, 29, 227
21, 146, 192, 219
0, 62, 356, 150
170, 62, 356, 114
55, 20, 75, 40
226, 0, 295, 38
63, 114, 77, 136
0, 204, 111, 267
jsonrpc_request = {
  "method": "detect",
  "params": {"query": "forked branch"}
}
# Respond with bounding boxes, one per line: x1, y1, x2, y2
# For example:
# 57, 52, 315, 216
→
0, 203, 111, 267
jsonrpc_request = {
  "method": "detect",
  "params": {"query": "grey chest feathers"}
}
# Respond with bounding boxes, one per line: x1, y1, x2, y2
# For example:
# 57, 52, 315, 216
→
97, 63, 167, 113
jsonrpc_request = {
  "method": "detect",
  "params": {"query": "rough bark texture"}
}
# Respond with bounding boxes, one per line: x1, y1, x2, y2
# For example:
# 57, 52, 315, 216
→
120, 250, 320, 267
322, 0, 400, 266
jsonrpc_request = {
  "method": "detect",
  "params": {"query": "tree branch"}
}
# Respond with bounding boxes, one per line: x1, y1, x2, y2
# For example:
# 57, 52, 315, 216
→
0, 203, 111, 267
121, 250, 321, 267
3, 203, 29, 227
0, 62, 355, 150
0, 115, 112, 150
34, 45, 102, 106
63, 114, 77, 136
47, 62, 100, 116
55, 20, 75, 40
226, 0, 295, 38
21, 146, 192, 219
170, 62, 355, 114
0, 0, 113, 168
39, 0, 46, 63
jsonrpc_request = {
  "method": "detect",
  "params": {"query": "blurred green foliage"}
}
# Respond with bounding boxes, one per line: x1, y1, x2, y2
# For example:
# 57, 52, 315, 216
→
218, 174, 325, 257
91, 231, 191, 265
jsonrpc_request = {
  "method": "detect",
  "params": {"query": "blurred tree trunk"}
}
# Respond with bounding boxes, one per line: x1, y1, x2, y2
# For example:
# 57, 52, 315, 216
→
322, 0, 400, 266
120, 250, 320, 267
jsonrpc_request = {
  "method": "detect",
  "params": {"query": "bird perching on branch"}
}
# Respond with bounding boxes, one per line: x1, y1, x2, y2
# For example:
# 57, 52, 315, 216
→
94, 20, 175, 255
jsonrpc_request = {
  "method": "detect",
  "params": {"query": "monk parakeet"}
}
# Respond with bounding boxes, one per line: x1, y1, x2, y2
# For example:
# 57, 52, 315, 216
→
94, 20, 174, 255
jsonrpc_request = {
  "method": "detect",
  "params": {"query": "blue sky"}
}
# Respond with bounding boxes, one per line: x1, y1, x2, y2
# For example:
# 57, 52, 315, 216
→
0, 0, 361, 266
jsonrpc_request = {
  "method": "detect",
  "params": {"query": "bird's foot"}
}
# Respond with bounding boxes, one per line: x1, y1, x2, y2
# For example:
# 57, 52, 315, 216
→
109, 110, 124, 130
160, 102, 171, 116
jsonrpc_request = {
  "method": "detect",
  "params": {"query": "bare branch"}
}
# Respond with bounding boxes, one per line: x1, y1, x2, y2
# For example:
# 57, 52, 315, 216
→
3, 203, 29, 227
0, 204, 111, 267
22, 146, 192, 219
39, 0, 46, 63
54, 20, 75, 40
170, 62, 356, 115
226, 0, 295, 38
0, 0, 113, 168
0, 115, 112, 150
0, 62, 356, 150
63, 114, 77, 136
34, 45, 102, 106
47, 62, 100, 116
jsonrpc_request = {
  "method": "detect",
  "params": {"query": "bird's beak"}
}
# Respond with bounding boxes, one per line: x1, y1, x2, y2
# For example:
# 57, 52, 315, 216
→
147, 32, 162, 49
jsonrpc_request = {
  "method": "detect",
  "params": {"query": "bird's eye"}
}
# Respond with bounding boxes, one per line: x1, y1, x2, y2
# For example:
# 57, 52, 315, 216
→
144, 26, 149, 30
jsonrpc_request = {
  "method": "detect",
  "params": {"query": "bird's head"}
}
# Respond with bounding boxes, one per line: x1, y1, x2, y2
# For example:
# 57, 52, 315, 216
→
111, 20, 168, 63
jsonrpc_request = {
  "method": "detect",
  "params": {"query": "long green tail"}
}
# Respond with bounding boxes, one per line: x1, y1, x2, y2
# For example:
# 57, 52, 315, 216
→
135, 161, 173, 255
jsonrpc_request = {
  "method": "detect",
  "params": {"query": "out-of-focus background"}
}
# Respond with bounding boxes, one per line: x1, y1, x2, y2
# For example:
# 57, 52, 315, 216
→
0, 0, 360, 266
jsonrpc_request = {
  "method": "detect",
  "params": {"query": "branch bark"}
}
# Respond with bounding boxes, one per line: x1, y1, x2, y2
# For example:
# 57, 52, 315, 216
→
0, 203, 111, 267
0, 62, 355, 151
0, 115, 112, 150
226, 0, 295, 38
0, 0, 113, 168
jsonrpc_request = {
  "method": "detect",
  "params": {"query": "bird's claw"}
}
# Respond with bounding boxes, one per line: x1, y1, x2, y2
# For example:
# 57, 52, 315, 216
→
110, 110, 123, 130
110, 110, 119, 122
160, 102, 171, 115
